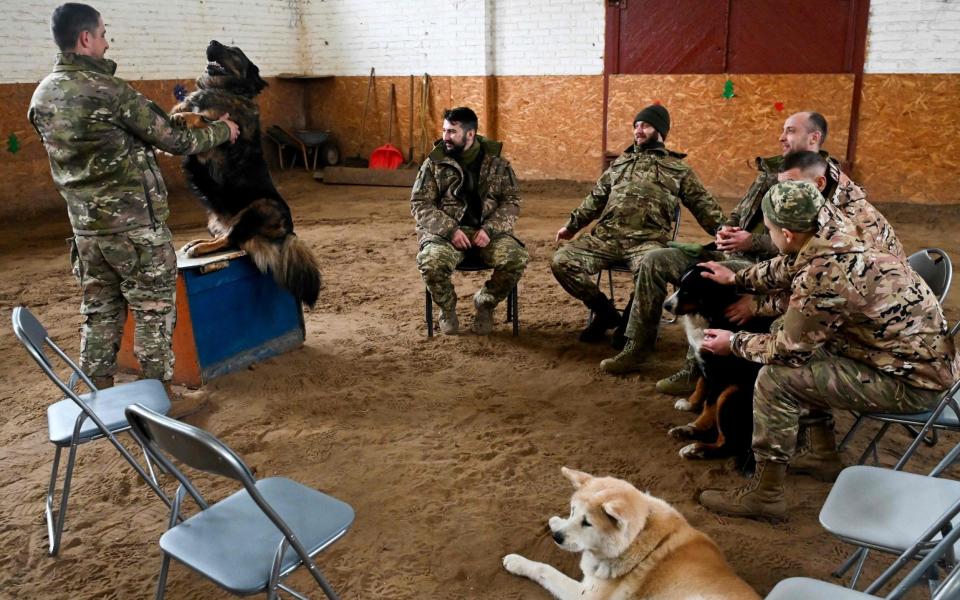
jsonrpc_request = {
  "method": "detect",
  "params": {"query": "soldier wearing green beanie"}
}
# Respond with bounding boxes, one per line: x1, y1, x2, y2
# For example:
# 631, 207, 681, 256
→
690, 181, 957, 522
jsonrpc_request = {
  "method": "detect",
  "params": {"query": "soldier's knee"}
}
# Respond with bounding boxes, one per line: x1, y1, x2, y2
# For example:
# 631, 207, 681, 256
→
754, 365, 788, 402
551, 248, 573, 277
416, 246, 455, 275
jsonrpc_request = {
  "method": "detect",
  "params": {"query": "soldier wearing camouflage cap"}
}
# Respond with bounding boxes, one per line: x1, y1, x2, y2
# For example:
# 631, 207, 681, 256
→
411, 107, 528, 335
29, 3, 239, 407
551, 104, 725, 358
693, 180, 957, 521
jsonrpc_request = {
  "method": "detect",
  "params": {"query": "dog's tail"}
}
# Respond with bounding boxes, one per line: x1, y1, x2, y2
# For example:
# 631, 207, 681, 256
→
242, 235, 322, 308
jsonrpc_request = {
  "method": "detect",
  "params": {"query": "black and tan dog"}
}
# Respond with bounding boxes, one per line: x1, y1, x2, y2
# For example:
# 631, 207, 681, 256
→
664, 266, 774, 464
170, 40, 321, 307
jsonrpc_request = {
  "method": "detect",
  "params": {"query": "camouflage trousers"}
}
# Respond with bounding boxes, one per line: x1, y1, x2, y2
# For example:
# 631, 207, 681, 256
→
416, 230, 528, 311
752, 349, 941, 464
70, 225, 177, 381
550, 234, 663, 306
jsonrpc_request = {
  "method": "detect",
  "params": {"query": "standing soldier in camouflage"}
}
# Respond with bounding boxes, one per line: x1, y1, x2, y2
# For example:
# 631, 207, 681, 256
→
695, 181, 957, 521
412, 107, 528, 335
29, 3, 239, 406
551, 104, 725, 368
642, 112, 833, 385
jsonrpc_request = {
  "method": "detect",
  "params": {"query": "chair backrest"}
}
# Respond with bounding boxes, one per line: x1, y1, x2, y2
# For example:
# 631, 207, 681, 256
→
909, 248, 953, 304
12, 305, 98, 398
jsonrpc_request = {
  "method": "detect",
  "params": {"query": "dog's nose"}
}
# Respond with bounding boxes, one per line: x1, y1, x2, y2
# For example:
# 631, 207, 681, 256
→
552, 530, 565, 545
663, 290, 678, 315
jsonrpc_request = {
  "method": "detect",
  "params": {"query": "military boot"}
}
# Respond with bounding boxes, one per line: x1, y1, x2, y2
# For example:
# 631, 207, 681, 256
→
656, 362, 701, 396
600, 339, 650, 375
165, 382, 208, 419
472, 292, 495, 335
698, 461, 787, 522
439, 307, 459, 335
580, 295, 620, 343
790, 421, 844, 482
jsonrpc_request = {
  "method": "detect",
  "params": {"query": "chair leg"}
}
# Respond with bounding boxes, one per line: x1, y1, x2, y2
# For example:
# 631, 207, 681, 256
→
838, 414, 865, 451
45, 444, 70, 556
857, 423, 892, 465
512, 286, 519, 336
155, 553, 171, 600
302, 148, 310, 172
606, 269, 615, 304
425, 288, 434, 338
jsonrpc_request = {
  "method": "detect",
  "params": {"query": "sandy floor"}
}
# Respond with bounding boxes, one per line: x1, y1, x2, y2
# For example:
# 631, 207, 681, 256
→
1, 170, 957, 599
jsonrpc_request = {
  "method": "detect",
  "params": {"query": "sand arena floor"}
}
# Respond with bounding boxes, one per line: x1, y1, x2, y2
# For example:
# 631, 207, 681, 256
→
1, 171, 957, 599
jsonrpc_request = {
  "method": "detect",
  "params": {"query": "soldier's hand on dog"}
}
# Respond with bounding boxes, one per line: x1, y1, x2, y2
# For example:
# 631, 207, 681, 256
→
451, 228, 472, 250
218, 113, 240, 143
715, 226, 752, 252
725, 295, 756, 325
700, 261, 736, 286
702, 328, 733, 355
555, 226, 574, 243
471, 228, 490, 248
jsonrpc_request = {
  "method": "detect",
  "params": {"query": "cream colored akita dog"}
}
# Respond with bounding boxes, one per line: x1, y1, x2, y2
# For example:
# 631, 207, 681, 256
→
503, 467, 760, 600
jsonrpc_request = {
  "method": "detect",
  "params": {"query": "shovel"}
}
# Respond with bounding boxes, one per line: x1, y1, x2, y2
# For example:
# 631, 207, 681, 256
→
343, 67, 374, 168
369, 83, 404, 170
401, 74, 418, 169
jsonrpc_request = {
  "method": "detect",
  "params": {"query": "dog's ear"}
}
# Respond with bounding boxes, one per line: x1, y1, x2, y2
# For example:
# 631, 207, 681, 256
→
248, 63, 268, 94
601, 500, 627, 528
561, 467, 592, 489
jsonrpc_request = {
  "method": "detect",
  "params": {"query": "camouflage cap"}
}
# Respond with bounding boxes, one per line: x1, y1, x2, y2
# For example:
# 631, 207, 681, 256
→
760, 180, 824, 232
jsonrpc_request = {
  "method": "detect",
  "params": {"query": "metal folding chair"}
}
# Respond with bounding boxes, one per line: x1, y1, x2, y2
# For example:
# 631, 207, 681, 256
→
11, 306, 171, 556
424, 254, 519, 337
125, 404, 354, 599
909, 248, 953, 304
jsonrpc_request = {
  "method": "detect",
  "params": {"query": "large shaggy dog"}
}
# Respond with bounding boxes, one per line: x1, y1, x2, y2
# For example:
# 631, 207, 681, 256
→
664, 266, 774, 464
170, 40, 321, 307
503, 467, 759, 599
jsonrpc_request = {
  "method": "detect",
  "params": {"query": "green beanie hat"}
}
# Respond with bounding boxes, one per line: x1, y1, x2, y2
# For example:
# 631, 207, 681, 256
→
760, 181, 824, 232
633, 104, 670, 140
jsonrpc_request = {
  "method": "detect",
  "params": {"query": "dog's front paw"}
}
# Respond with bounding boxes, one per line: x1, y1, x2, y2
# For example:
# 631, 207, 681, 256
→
674, 398, 694, 411
668, 424, 696, 440
503, 553, 534, 577
679, 443, 708, 459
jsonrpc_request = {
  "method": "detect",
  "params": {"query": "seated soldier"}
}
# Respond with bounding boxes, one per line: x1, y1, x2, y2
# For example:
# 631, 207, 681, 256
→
695, 181, 957, 522
411, 107, 528, 335
551, 104, 724, 353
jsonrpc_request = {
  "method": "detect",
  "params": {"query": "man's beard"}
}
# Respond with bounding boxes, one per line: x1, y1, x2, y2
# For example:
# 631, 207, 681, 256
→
443, 139, 466, 157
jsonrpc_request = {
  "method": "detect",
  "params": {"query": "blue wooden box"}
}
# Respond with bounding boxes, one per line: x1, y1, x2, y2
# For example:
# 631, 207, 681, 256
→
119, 250, 305, 388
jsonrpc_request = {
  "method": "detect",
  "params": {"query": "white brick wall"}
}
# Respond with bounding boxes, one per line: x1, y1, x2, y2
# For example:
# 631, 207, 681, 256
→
4, 0, 305, 83
865, 0, 960, 73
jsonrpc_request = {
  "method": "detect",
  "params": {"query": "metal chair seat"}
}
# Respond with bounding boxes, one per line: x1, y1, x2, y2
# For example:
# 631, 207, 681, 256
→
765, 577, 876, 599
47, 379, 169, 445
820, 466, 960, 556
160, 477, 354, 595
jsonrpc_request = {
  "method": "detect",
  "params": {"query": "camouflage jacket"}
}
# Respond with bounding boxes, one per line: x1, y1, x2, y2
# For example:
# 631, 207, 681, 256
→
564, 144, 724, 247
830, 170, 905, 260
28, 53, 231, 235
732, 220, 957, 391
411, 136, 521, 246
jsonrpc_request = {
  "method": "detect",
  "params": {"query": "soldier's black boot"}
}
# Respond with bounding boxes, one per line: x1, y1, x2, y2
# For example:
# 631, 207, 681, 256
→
790, 420, 844, 482
580, 294, 620, 343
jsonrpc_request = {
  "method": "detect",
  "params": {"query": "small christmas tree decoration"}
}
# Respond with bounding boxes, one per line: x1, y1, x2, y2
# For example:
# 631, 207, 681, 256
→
7, 133, 20, 154
722, 79, 735, 99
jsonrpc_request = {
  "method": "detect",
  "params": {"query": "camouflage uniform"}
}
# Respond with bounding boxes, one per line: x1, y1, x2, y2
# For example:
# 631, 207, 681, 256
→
411, 136, 528, 310
551, 144, 724, 317
731, 182, 958, 464
29, 53, 231, 381
625, 154, 785, 348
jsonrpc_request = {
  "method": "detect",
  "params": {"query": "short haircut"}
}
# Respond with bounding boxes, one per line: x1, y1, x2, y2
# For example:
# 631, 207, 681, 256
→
442, 107, 478, 133
780, 151, 827, 176
805, 111, 828, 145
51, 3, 101, 51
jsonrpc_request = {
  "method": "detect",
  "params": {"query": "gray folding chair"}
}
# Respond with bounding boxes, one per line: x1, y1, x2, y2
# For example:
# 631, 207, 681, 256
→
821, 436, 960, 590
125, 404, 354, 599
838, 321, 960, 467
11, 306, 171, 555
909, 248, 953, 304
766, 489, 960, 599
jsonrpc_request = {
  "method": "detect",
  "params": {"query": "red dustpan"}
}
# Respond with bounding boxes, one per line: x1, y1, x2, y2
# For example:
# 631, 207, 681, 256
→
370, 84, 404, 169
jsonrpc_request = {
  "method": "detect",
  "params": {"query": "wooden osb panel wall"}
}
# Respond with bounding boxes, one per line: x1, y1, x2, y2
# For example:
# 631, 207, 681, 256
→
305, 75, 487, 165
856, 74, 960, 204
0, 78, 305, 223
494, 76, 602, 181
607, 74, 854, 199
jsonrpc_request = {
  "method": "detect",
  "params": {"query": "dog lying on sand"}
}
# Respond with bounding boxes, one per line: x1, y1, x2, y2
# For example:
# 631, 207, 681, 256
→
503, 467, 759, 600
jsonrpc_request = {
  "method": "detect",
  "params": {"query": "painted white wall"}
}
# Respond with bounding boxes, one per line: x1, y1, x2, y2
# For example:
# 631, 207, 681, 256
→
4, 0, 305, 83
5, 0, 960, 84
865, 0, 960, 73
